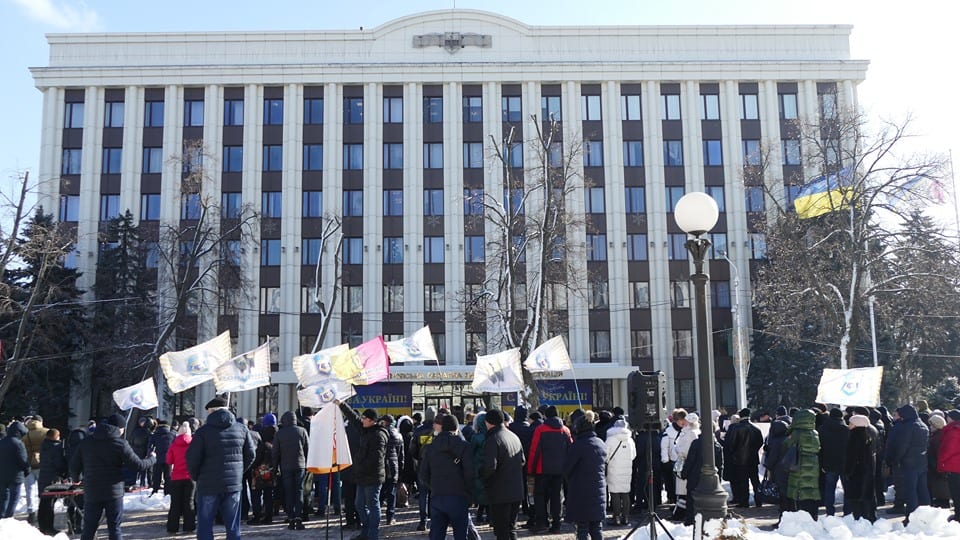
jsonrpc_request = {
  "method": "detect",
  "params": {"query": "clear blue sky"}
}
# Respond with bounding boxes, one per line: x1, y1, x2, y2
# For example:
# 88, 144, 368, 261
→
1, 0, 957, 224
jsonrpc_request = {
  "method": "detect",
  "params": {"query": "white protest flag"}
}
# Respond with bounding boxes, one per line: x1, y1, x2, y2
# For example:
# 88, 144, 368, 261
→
386, 326, 439, 364
815, 366, 884, 407
113, 378, 159, 411
307, 402, 353, 474
213, 341, 273, 393
523, 336, 572, 373
292, 344, 349, 387
297, 378, 356, 409
159, 331, 233, 393
471, 348, 524, 393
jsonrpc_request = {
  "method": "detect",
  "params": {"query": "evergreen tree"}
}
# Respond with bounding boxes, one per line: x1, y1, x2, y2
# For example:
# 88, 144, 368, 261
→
0, 211, 87, 427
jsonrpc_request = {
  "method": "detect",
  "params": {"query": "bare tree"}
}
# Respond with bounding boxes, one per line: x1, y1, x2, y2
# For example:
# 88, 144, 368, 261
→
751, 111, 949, 370
305, 214, 343, 353
461, 116, 588, 408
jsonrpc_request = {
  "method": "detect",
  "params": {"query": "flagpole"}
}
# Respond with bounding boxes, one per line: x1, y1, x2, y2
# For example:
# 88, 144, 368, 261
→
568, 364, 584, 409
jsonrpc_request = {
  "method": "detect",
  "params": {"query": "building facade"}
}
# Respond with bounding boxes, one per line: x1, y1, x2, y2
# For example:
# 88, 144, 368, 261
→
30, 10, 868, 419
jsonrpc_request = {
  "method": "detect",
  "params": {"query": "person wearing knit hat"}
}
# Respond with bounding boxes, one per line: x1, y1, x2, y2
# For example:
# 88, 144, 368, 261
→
526, 404, 572, 533
949, 409, 960, 422
564, 409, 606, 537
481, 409, 525, 539
261, 413, 277, 428
418, 413, 474, 540
335, 400, 389, 540
410, 406, 439, 530
204, 397, 228, 411
844, 414, 878, 521
166, 420, 195, 533
928, 413, 952, 507
670, 411, 701, 521
818, 407, 850, 516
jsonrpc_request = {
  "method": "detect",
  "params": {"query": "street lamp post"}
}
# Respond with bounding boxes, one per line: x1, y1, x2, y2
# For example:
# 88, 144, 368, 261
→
674, 192, 728, 521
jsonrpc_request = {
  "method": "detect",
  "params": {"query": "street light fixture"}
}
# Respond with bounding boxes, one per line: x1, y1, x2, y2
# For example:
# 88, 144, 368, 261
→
673, 191, 728, 521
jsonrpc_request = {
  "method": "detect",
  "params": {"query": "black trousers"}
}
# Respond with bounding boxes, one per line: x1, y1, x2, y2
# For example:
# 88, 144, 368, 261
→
342, 479, 359, 525
166, 479, 196, 533
37, 483, 54, 532
152, 462, 171, 494
534, 474, 563, 527
488, 501, 520, 540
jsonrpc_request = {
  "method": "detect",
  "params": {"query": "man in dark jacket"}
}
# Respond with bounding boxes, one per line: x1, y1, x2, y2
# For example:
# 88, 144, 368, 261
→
410, 406, 437, 530
37, 429, 68, 535
725, 407, 764, 508
0, 421, 30, 518
508, 406, 534, 518
337, 402, 388, 540
885, 403, 930, 517
526, 405, 571, 533
817, 408, 850, 515
129, 416, 154, 488
482, 409, 526, 540
64, 423, 90, 532
273, 410, 309, 530
69, 413, 156, 540
186, 397, 257, 540
379, 414, 405, 525
420, 413, 474, 540
149, 419, 175, 495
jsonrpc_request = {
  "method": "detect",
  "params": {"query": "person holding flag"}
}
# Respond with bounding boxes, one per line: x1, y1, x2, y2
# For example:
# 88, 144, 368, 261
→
336, 400, 389, 540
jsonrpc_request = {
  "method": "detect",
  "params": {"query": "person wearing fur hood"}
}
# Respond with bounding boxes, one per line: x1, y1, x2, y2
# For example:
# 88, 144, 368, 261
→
604, 419, 636, 525
671, 412, 701, 522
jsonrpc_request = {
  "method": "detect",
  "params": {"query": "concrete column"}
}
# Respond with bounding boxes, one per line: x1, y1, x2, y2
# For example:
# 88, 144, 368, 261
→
602, 80, 630, 367
321, 84, 342, 348
363, 82, 384, 338
561, 80, 589, 365
76, 86, 104, 294
120, 86, 144, 219
38, 87, 63, 214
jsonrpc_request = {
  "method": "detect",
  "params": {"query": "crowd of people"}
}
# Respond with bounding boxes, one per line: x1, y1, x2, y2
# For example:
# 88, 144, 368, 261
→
2, 396, 960, 539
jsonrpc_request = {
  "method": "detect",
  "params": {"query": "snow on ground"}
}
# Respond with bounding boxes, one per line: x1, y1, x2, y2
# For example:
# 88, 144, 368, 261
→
14, 487, 169, 515
0, 518, 69, 540
625, 507, 960, 540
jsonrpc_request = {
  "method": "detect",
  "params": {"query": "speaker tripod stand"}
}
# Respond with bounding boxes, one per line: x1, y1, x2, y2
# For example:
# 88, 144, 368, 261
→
623, 428, 673, 540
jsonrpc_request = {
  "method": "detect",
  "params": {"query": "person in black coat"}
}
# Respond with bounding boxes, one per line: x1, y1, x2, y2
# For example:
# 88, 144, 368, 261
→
681, 428, 724, 526
186, 398, 257, 540
632, 429, 663, 510
481, 409, 526, 540
843, 415, 878, 522
420, 414, 475, 540
337, 402, 388, 540
129, 416, 154, 488
885, 404, 930, 517
725, 408, 764, 508
508, 406, 534, 517
0, 421, 30, 518
37, 429, 68, 534
149, 419, 175, 495
341, 415, 363, 529
379, 414, 405, 525
272, 411, 309, 529
762, 419, 790, 516
248, 424, 276, 526
70, 413, 156, 540
817, 408, 849, 515
563, 411, 607, 540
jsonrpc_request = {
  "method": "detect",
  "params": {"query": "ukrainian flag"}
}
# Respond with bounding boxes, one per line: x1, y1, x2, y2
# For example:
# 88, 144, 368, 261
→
793, 166, 855, 219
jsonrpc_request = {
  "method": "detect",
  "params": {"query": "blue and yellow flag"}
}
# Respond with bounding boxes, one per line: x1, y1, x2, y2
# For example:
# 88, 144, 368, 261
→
793, 166, 855, 219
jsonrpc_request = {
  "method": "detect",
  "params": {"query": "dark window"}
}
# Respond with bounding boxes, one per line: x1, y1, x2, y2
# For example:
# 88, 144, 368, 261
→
223, 146, 243, 172
64, 102, 84, 128
465, 236, 485, 263
102, 148, 122, 174
424, 237, 444, 263
627, 234, 647, 261
59, 195, 80, 221
344, 97, 364, 124
662, 94, 681, 120
221, 192, 242, 219
581, 95, 601, 121
304, 98, 324, 124
621, 94, 642, 121
99, 194, 119, 221
740, 94, 759, 120
703, 140, 723, 166
144, 101, 164, 127
541, 96, 561, 121
384, 97, 403, 124
261, 239, 281, 266
711, 281, 731, 308
701, 94, 720, 120
424, 97, 443, 123
383, 237, 403, 264
303, 191, 322, 217
263, 145, 282, 171
343, 190, 363, 217
742, 140, 761, 166
61, 148, 81, 175
224, 99, 244, 126
264, 98, 283, 125
142, 147, 162, 174
104, 102, 124, 128
668, 234, 689, 261
343, 237, 363, 264
664, 140, 683, 166
586, 234, 607, 261
184, 100, 204, 126
383, 143, 403, 169
623, 141, 643, 166
463, 96, 482, 123
463, 142, 483, 168
585, 141, 603, 167
383, 190, 403, 216
424, 143, 443, 169
303, 144, 323, 170
181, 193, 201, 220
302, 238, 321, 265
424, 189, 444, 216
262, 191, 282, 218
501, 96, 521, 122
343, 144, 363, 170
140, 194, 160, 221
625, 187, 645, 213
666, 186, 685, 212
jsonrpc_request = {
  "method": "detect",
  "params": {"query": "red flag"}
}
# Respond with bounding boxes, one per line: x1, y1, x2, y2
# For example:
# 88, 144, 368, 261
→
346, 337, 390, 385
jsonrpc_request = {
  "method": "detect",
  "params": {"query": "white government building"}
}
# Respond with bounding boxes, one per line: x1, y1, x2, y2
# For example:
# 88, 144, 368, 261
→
30, 10, 867, 420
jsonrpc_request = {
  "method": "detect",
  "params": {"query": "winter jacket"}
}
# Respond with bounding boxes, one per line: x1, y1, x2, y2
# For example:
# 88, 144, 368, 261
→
563, 428, 607, 523
674, 422, 700, 496
785, 409, 821, 501
817, 416, 850, 474
843, 424, 877, 502
341, 421, 362, 482
527, 416, 572, 475
509, 407, 535, 460
166, 434, 193, 482
604, 424, 636, 493
928, 428, 951, 500
398, 417, 418, 484
130, 423, 152, 459
886, 405, 929, 471
470, 413, 489, 505
69, 423, 156, 502
682, 433, 724, 494
339, 404, 388, 486
186, 408, 256, 495
22, 418, 49, 470
0, 422, 30, 484
148, 424, 175, 465
661, 422, 681, 463
938, 421, 960, 473
272, 411, 309, 472
38, 438, 67, 488
409, 422, 435, 464
725, 420, 764, 467
481, 424, 526, 504
763, 420, 790, 492
420, 431, 475, 501
383, 424, 405, 483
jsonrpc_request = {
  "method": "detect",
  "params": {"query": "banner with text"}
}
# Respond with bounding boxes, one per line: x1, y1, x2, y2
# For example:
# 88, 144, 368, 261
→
815, 366, 884, 407
346, 382, 413, 417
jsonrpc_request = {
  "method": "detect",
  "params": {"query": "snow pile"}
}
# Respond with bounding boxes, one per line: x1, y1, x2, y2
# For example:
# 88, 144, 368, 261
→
0, 518, 69, 539
624, 507, 960, 540
123, 491, 170, 512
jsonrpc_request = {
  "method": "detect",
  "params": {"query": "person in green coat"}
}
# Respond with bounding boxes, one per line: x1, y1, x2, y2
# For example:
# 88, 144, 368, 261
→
784, 408, 821, 520
470, 412, 490, 523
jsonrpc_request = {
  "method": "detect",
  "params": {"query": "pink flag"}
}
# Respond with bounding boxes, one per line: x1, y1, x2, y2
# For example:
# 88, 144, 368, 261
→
344, 337, 390, 386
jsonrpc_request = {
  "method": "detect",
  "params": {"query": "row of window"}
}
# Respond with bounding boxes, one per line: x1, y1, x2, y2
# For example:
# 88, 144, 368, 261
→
62, 90, 835, 130
62, 136, 806, 176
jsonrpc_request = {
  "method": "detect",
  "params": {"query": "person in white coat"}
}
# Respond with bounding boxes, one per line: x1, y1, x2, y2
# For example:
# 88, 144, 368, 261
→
671, 412, 701, 521
660, 409, 687, 505
604, 419, 636, 525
